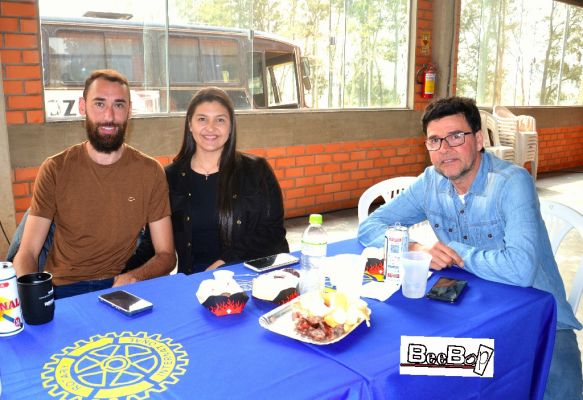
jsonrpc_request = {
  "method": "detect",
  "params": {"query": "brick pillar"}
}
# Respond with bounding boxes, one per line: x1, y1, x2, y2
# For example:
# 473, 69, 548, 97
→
414, 0, 433, 111
0, 0, 44, 125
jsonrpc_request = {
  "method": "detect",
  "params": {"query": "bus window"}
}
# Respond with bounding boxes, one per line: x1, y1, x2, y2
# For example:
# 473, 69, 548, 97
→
47, 30, 143, 85
250, 52, 266, 107
168, 36, 201, 84
199, 38, 240, 83
226, 90, 251, 109
105, 36, 144, 82
265, 53, 298, 108
48, 31, 105, 84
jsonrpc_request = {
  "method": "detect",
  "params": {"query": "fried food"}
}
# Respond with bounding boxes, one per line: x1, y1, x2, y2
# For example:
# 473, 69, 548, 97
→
292, 291, 371, 342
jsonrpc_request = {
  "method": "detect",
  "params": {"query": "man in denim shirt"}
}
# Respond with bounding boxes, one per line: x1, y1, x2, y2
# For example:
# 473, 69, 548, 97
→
358, 97, 581, 399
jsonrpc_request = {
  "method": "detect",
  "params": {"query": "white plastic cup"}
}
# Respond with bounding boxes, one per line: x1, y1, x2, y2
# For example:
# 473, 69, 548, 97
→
400, 251, 432, 299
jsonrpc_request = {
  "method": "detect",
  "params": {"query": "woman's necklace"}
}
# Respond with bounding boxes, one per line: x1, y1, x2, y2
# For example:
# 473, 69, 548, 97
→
199, 165, 212, 181
193, 159, 218, 181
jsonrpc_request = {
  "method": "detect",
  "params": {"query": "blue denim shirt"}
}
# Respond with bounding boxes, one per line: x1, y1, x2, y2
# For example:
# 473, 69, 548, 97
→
358, 152, 581, 330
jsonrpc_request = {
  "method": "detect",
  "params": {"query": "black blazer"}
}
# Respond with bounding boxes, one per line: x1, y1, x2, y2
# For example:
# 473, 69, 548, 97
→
127, 153, 289, 274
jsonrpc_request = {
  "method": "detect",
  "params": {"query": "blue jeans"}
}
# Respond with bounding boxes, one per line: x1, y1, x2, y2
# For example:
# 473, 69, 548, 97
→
54, 278, 114, 299
544, 329, 583, 399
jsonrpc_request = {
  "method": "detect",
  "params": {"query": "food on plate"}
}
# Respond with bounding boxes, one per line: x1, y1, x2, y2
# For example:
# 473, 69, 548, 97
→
252, 268, 300, 304
292, 291, 371, 342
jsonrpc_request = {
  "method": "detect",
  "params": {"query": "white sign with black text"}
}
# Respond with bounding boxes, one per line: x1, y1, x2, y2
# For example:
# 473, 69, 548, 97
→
400, 336, 494, 377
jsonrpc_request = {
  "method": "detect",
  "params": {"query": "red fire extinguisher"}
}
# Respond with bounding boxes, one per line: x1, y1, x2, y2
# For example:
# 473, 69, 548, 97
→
416, 64, 437, 99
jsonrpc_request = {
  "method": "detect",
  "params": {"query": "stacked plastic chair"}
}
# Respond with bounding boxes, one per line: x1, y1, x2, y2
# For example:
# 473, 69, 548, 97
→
493, 106, 539, 180
479, 110, 514, 162
516, 115, 539, 180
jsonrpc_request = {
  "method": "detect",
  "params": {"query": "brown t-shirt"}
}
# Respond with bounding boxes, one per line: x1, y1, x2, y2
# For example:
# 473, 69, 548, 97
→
30, 142, 170, 285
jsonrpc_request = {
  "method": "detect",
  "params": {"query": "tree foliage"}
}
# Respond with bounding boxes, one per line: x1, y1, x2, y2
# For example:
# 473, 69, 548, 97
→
458, 0, 583, 106
171, 0, 410, 108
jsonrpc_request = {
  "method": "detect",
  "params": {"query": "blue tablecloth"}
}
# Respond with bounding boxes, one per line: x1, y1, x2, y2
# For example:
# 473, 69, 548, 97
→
0, 239, 556, 400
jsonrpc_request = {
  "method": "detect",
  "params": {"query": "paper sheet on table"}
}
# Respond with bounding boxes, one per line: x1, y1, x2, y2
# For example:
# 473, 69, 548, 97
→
360, 271, 433, 302
361, 281, 401, 302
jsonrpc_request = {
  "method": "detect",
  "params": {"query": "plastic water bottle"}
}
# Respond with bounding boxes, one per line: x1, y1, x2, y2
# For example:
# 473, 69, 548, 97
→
299, 214, 328, 294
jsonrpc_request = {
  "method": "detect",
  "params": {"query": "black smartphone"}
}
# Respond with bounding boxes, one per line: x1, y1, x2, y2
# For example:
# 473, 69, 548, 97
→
426, 277, 467, 303
243, 253, 300, 273
98, 290, 153, 316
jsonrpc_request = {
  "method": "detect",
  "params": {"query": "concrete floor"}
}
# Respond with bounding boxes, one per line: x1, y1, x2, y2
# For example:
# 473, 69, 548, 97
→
285, 166, 583, 359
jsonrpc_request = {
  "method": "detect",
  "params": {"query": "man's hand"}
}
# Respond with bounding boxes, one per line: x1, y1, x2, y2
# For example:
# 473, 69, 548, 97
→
410, 241, 464, 270
113, 273, 138, 287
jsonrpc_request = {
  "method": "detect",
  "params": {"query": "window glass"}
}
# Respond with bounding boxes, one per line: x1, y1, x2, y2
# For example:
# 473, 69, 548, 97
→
39, 0, 412, 120
48, 32, 105, 85
342, 0, 410, 108
458, 0, 583, 106
267, 61, 298, 107
105, 36, 144, 82
250, 52, 266, 107
168, 36, 201, 84
199, 38, 241, 83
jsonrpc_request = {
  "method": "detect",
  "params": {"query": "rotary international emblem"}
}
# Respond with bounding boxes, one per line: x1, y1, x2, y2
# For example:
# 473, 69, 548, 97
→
41, 331, 189, 399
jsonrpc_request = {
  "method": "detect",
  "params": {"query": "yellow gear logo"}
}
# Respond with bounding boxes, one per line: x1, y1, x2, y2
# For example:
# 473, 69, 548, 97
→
41, 331, 189, 399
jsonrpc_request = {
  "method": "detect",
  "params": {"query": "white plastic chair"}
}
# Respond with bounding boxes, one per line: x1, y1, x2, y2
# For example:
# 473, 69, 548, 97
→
479, 110, 514, 162
357, 176, 418, 223
358, 177, 438, 246
493, 105, 519, 150
516, 115, 539, 180
479, 110, 494, 148
493, 106, 538, 179
540, 199, 583, 313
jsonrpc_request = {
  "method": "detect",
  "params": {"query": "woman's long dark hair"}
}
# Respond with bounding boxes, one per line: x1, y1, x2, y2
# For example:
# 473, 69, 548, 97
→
174, 87, 240, 247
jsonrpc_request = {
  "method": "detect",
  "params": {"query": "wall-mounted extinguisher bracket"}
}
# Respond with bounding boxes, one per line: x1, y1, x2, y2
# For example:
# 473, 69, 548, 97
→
416, 64, 437, 99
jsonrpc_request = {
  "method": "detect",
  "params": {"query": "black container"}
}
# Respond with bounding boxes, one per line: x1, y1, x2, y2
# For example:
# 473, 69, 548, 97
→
17, 272, 55, 325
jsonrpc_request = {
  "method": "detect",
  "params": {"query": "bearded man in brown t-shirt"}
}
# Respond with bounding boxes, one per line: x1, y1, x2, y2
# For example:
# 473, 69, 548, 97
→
13, 69, 176, 299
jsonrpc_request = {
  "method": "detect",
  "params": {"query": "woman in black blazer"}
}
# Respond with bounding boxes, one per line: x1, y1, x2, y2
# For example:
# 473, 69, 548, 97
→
128, 87, 288, 274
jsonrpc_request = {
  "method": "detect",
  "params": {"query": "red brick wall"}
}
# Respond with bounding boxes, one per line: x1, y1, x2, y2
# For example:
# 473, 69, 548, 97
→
11, 138, 428, 223
249, 138, 427, 218
13, 126, 583, 224
538, 126, 583, 173
0, 0, 43, 124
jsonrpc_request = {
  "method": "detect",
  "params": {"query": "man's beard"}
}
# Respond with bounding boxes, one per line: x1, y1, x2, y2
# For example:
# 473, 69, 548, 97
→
85, 119, 127, 153
435, 153, 478, 182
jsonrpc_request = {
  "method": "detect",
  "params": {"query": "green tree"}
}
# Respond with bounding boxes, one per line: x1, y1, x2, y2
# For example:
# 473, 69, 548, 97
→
344, 0, 407, 107
540, 1, 561, 104
564, 7, 583, 105
457, 0, 482, 98
170, 0, 410, 109
459, 0, 583, 106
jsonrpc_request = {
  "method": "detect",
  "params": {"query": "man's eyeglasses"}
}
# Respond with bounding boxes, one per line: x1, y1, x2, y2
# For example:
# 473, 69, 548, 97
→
425, 131, 475, 151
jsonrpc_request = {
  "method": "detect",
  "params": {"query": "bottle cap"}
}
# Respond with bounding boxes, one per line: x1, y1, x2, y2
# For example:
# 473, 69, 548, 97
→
309, 214, 323, 225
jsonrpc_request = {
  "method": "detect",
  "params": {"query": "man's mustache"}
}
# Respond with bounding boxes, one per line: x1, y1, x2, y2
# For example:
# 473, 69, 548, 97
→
96, 123, 121, 128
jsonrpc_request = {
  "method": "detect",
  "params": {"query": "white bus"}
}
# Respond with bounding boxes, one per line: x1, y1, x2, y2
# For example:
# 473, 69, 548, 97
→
40, 16, 311, 119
